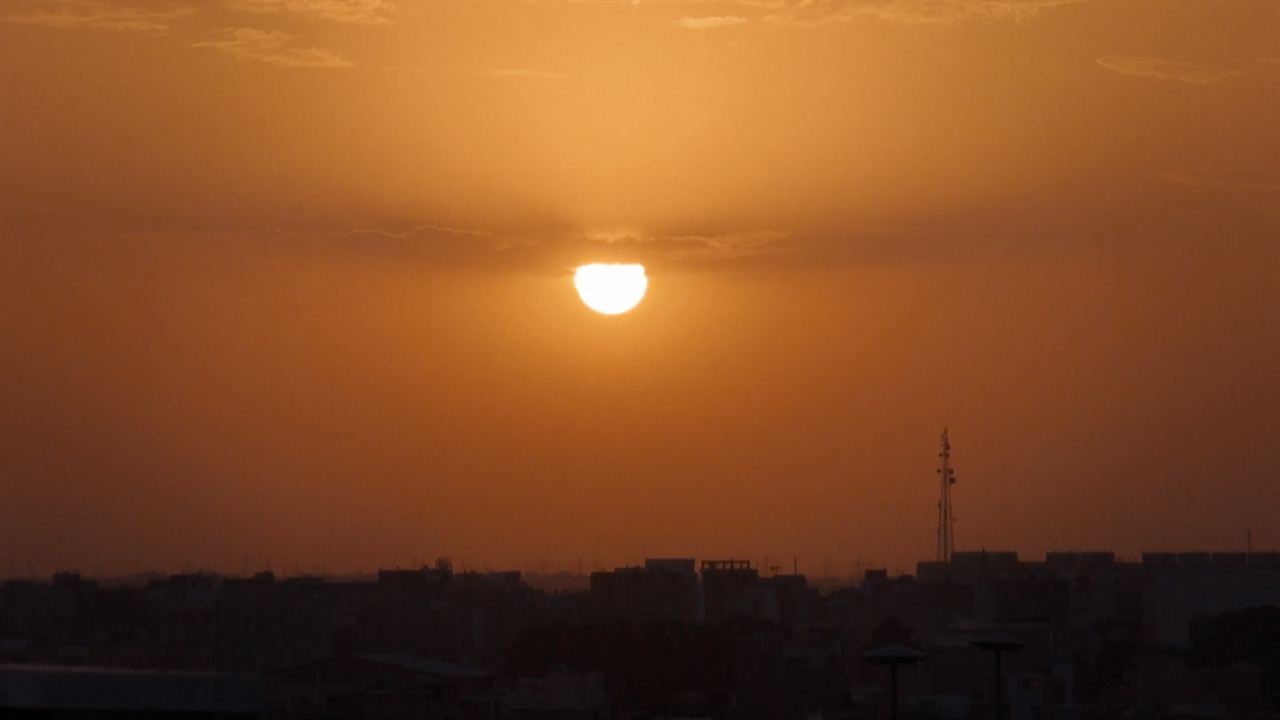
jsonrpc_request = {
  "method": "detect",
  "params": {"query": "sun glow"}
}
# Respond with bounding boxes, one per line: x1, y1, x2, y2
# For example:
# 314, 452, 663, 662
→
573, 263, 648, 315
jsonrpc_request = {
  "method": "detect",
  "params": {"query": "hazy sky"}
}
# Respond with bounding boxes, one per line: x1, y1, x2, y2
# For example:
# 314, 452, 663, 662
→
2, 0, 1277, 576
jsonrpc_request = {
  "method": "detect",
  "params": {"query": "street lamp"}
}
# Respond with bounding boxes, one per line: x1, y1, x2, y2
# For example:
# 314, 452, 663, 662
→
970, 634, 1024, 720
863, 644, 927, 720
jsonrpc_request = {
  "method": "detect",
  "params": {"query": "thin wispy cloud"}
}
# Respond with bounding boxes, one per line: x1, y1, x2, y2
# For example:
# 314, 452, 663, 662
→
0, 1, 192, 33
652, 231, 791, 259
1096, 56, 1240, 84
193, 28, 352, 68
673, 15, 749, 30
762, 0, 1081, 27
340, 224, 542, 266
583, 229, 793, 261
338, 225, 796, 268
225, 0, 397, 25
348, 224, 497, 240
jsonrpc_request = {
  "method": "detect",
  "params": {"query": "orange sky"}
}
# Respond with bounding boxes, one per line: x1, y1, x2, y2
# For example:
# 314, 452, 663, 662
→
1, 0, 1278, 576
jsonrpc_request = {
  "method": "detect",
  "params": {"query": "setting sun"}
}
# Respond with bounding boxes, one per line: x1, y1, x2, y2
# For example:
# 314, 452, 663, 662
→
573, 263, 648, 315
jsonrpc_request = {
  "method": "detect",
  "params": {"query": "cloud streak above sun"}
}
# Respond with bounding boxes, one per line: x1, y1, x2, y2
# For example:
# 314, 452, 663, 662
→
761, 0, 1082, 27
673, 16, 749, 30
0, 2, 192, 33
338, 225, 796, 269
193, 27, 352, 68
1095, 55, 1242, 84
224, 0, 398, 25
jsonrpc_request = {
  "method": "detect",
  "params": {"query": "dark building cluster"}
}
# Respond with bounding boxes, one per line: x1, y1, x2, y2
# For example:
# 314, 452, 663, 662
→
3, 551, 1280, 719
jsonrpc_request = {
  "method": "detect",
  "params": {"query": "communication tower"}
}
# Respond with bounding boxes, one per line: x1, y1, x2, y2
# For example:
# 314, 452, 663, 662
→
936, 429, 957, 562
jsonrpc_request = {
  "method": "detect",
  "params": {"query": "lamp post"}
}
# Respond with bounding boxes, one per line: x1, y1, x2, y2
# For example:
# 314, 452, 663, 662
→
863, 644, 927, 720
970, 634, 1024, 720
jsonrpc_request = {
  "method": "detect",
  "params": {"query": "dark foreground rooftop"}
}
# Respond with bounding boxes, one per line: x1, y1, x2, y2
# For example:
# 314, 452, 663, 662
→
0, 664, 264, 716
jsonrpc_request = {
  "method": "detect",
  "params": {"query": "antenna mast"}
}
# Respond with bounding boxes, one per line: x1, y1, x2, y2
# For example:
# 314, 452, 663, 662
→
936, 428, 957, 562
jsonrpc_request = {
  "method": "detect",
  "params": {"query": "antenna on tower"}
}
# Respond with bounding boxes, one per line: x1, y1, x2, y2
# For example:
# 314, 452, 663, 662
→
936, 428, 957, 562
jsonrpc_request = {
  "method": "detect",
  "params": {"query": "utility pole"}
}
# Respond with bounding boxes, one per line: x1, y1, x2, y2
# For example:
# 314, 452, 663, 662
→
863, 645, 926, 720
936, 429, 957, 563
972, 635, 1024, 720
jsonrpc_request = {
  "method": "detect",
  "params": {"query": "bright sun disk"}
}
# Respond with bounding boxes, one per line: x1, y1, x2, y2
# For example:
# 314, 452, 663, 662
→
573, 263, 648, 315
